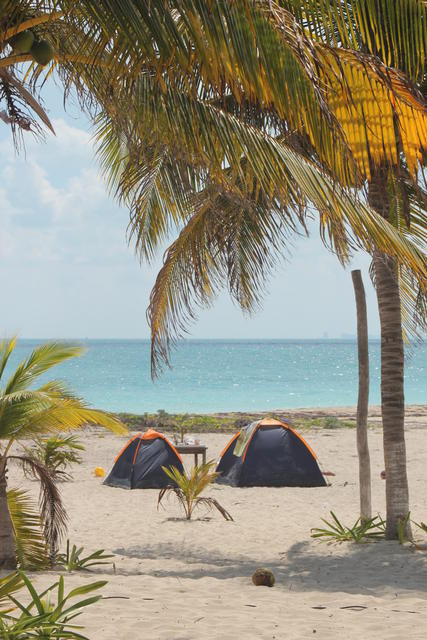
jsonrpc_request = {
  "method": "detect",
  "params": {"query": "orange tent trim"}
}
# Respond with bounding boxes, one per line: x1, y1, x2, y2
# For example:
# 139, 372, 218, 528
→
219, 432, 240, 458
114, 430, 184, 466
114, 433, 141, 463
141, 429, 183, 463
132, 438, 143, 465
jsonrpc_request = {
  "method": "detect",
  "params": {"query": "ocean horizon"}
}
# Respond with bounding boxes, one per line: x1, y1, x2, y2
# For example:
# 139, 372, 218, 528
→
5, 338, 426, 414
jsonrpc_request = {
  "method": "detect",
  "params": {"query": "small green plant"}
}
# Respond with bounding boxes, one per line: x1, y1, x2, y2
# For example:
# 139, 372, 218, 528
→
158, 461, 233, 521
172, 424, 187, 444
311, 511, 386, 543
0, 570, 106, 639
413, 520, 427, 535
56, 540, 114, 572
397, 512, 411, 544
23, 435, 85, 481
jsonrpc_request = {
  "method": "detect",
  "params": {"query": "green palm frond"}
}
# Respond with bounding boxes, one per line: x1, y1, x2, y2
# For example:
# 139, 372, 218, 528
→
0, 338, 128, 570
8, 455, 67, 563
7, 488, 48, 569
0, 392, 127, 441
1, 394, 126, 440
2, 1, 340, 153
2, 3, 426, 384
0, 339, 127, 444
285, 0, 426, 83
95, 71, 426, 257
0, 572, 23, 614
0, 571, 106, 639
3, 341, 84, 394
0, 336, 17, 381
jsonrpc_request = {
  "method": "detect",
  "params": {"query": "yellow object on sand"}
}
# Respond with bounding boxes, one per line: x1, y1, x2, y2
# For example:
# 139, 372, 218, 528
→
94, 467, 104, 477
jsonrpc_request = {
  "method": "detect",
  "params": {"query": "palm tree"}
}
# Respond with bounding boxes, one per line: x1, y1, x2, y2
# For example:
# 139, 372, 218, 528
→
283, 0, 427, 541
92, 2, 426, 540
0, 337, 127, 570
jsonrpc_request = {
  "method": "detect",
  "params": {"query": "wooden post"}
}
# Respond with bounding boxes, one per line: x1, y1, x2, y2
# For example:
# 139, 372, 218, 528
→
351, 269, 372, 522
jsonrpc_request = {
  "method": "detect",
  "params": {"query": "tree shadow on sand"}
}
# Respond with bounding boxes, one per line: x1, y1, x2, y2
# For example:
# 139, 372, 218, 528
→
113, 539, 427, 596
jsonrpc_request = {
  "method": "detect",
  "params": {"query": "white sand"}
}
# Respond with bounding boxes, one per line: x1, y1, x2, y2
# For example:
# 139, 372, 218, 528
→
5, 411, 427, 639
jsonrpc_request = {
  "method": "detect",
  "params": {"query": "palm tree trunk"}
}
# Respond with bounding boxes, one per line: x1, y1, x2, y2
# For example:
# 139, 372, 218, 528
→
369, 167, 411, 540
0, 462, 17, 569
351, 269, 371, 522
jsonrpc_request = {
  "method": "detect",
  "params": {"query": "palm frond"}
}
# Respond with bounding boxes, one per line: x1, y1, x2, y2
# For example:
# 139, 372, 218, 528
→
96, 70, 426, 263
0, 392, 128, 440
6, 488, 48, 569
284, 0, 427, 83
0, 336, 17, 383
8, 399, 127, 439
8, 455, 67, 564
0, 69, 54, 132
147, 168, 427, 376
318, 46, 427, 182
0, 572, 23, 614
195, 497, 234, 521
4, 342, 85, 395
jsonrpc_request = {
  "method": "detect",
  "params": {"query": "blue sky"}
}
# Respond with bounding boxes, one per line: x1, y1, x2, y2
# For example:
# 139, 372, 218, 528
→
0, 84, 380, 340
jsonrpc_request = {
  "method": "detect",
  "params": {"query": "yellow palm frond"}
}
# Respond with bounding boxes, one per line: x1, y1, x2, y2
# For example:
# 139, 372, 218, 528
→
0, 339, 128, 447
7, 488, 48, 569
320, 48, 426, 182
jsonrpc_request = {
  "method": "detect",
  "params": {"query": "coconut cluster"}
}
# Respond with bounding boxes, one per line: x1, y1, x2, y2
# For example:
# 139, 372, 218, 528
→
9, 29, 54, 66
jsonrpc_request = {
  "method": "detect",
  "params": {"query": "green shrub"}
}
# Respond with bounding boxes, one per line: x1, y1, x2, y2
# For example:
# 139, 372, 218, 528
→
413, 520, 427, 535
158, 462, 233, 521
56, 540, 114, 572
311, 511, 385, 543
23, 435, 85, 481
0, 571, 106, 639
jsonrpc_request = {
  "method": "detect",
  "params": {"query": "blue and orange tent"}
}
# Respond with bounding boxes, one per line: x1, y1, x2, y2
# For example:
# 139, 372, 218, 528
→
104, 429, 184, 489
216, 418, 326, 487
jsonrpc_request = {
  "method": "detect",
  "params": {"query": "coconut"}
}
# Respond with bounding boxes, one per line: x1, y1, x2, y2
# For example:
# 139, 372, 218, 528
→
251, 568, 275, 587
30, 40, 54, 66
10, 30, 35, 54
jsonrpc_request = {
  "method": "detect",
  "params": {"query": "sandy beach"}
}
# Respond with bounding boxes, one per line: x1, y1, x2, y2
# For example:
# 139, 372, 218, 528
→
6, 406, 427, 639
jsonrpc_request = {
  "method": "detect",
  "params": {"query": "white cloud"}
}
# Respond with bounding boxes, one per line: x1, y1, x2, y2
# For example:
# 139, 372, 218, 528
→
0, 118, 132, 265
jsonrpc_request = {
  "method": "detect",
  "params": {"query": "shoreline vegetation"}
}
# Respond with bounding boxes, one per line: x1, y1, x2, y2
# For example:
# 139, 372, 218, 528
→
117, 404, 427, 435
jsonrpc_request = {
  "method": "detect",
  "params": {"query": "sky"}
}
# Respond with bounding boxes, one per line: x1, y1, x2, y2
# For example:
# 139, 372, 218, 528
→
0, 83, 381, 340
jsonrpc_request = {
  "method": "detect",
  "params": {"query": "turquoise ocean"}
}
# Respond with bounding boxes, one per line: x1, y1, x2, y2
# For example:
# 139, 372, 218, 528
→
6, 339, 427, 413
